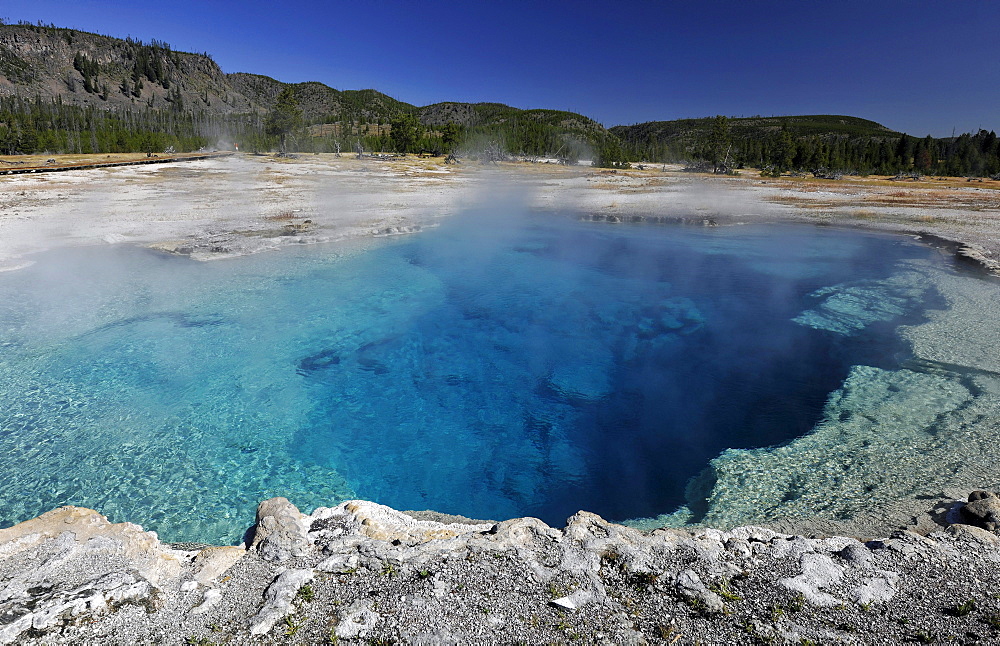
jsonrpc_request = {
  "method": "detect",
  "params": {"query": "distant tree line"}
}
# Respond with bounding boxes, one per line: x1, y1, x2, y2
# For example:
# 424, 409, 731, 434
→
0, 93, 608, 161
263, 109, 1000, 175
0, 95, 246, 154
5, 89, 995, 178
302, 107, 610, 162
616, 116, 1000, 177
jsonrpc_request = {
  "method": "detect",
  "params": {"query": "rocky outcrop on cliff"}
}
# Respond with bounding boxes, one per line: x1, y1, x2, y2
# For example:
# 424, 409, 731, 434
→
0, 24, 416, 123
0, 23, 259, 113
3, 496, 1000, 644
0, 23, 613, 135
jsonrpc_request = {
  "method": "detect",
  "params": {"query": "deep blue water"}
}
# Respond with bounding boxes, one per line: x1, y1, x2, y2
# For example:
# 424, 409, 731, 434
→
0, 213, 947, 542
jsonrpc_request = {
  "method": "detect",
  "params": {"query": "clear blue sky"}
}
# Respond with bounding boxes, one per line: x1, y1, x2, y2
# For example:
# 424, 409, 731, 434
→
7, 0, 999, 137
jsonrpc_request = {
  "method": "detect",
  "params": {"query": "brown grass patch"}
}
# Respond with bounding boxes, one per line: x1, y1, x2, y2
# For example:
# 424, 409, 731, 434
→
619, 187, 663, 194
0, 152, 165, 167
765, 196, 842, 209
588, 181, 624, 190
263, 211, 301, 221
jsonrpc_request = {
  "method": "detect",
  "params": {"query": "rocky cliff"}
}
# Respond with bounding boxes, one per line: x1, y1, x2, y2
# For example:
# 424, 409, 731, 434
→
0, 24, 258, 113
3, 495, 1000, 644
0, 24, 411, 122
0, 24, 419, 126
0, 23, 610, 137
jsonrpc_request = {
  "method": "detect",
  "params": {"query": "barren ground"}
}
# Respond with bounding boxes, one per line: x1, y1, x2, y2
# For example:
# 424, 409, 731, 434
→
2, 153, 998, 273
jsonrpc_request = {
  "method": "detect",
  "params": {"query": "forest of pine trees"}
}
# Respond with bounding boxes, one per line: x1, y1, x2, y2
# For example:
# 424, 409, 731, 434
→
1, 90, 998, 177
614, 117, 1000, 177
0, 94, 599, 159
0, 95, 252, 154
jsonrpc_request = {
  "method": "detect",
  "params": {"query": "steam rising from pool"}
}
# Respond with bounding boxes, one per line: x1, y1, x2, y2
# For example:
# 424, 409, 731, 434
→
0, 206, 998, 544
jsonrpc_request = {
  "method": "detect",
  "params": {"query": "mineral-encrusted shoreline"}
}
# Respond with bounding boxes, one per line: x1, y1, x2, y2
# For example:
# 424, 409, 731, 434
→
3, 154, 1000, 278
4, 496, 1000, 645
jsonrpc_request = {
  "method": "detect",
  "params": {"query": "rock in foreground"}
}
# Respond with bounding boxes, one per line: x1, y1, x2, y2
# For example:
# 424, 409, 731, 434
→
3, 497, 1000, 644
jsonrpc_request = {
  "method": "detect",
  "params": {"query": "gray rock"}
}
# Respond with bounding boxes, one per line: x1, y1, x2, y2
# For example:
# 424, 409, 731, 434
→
946, 523, 1000, 546
251, 497, 312, 563
550, 596, 578, 611
0, 572, 153, 645
400, 628, 466, 645
334, 599, 379, 640
768, 535, 818, 560
316, 552, 360, 573
724, 537, 753, 559
836, 543, 873, 567
960, 491, 1000, 531
729, 526, 781, 543
192, 546, 246, 585
675, 569, 725, 613
188, 588, 222, 615
848, 572, 900, 605
778, 553, 845, 607
0, 506, 183, 644
550, 589, 598, 611
247, 567, 314, 636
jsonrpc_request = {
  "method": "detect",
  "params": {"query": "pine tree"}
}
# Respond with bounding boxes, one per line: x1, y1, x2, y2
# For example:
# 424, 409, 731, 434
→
264, 88, 303, 151
895, 134, 914, 169
440, 122, 462, 153
388, 113, 421, 153
773, 127, 795, 172
707, 115, 731, 173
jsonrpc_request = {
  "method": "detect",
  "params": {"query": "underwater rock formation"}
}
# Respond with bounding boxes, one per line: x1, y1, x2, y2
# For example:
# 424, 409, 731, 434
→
631, 256, 1000, 537
792, 269, 929, 335
685, 365, 973, 528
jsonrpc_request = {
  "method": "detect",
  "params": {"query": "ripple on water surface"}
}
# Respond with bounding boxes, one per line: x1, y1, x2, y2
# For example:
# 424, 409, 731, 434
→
0, 214, 993, 544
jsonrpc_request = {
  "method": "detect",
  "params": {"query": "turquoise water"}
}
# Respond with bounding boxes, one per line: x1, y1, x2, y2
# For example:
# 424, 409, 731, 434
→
0, 213, 958, 543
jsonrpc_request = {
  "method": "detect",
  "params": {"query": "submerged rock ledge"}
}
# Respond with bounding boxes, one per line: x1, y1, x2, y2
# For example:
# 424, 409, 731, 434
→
3, 497, 1000, 644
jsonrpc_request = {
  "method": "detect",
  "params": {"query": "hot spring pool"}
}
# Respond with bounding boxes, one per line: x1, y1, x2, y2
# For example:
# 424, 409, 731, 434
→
1, 212, 998, 544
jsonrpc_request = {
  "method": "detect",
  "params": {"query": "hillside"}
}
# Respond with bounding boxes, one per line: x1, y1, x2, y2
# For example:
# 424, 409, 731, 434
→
612, 114, 899, 144
607, 115, 942, 173
0, 22, 610, 157
611, 115, 902, 163
0, 23, 258, 113
225, 73, 417, 123
0, 23, 412, 122
1, 21, 995, 175
0, 23, 601, 134
419, 102, 606, 136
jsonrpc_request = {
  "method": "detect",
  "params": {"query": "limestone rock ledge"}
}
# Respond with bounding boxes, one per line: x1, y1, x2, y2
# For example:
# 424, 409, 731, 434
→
2, 497, 1000, 644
